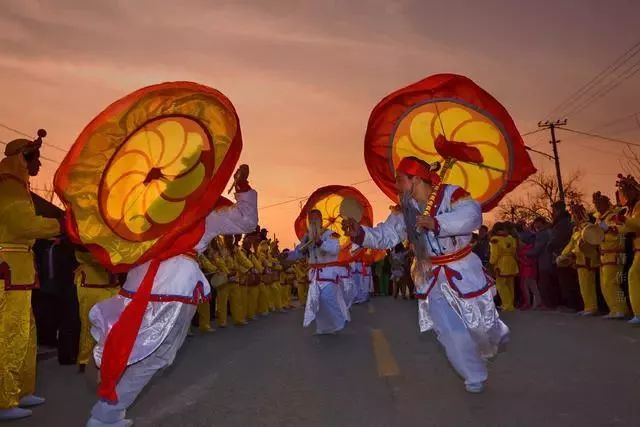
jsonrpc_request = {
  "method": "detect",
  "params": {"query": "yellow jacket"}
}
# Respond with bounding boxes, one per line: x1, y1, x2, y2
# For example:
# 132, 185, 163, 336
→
293, 262, 309, 283
621, 201, 640, 252
489, 234, 519, 276
0, 154, 60, 289
198, 254, 219, 274
249, 252, 264, 274
74, 250, 116, 288
560, 223, 600, 270
234, 247, 254, 275
598, 208, 626, 265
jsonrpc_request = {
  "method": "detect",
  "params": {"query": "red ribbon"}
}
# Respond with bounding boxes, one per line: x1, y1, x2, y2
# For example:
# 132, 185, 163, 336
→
97, 258, 161, 403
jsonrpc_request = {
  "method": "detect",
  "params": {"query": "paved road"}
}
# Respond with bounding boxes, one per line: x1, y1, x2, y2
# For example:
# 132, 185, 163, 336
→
13, 297, 640, 427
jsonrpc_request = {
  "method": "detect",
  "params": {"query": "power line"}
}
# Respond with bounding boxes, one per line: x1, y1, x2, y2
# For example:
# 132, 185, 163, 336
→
259, 179, 374, 210
525, 146, 554, 160
0, 139, 61, 164
560, 127, 640, 149
547, 39, 640, 119
563, 58, 640, 118
520, 128, 545, 137
0, 122, 69, 154
587, 110, 640, 133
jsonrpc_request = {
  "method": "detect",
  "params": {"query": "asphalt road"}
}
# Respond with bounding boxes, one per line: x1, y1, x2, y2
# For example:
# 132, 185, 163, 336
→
12, 297, 640, 427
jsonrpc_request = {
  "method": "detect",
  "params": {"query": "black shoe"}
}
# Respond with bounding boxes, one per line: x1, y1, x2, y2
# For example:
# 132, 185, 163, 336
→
78, 364, 86, 373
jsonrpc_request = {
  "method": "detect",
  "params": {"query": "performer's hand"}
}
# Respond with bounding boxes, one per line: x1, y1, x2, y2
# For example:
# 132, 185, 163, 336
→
416, 215, 436, 231
342, 217, 361, 237
234, 164, 250, 191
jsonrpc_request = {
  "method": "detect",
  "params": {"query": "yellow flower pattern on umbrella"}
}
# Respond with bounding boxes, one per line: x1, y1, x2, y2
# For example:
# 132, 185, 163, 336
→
100, 116, 211, 241
54, 82, 241, 269
294, 185, 374, 263
310, 194, 364, 249
392, 102, 509, 206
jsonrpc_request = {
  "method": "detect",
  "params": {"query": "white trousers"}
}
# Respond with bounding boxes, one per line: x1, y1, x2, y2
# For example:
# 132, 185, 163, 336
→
89, 304, 196, 424
427, 288, 505, 386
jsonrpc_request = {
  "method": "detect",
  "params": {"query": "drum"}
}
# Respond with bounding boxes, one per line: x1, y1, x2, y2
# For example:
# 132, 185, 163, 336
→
209, 272, 228, 288
581, 224, 604, 246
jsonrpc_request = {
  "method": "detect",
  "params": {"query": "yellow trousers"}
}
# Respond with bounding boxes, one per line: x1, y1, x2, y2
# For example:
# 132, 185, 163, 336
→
577, 268, 598, 313
269, 282, 283, 311
280, 284, 291, 308
258, 283, 270, 315
296, 282, 309, 305
628, 254, 640, 316
197, 302, 212, 331
0, 290, 36, 409
600, 265, 628, 314
216, 282, 243, 326
496, 276, 515, 311
77, 286, 118, 365
239, 285, 248, 321
247, 286, 260, 319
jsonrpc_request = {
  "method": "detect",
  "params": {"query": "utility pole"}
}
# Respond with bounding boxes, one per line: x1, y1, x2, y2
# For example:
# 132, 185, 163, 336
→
537, 119, 567, 204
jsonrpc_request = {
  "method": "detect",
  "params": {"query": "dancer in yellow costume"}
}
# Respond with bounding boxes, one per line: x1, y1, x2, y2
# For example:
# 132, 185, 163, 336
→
616, 175, 640, 324
75, 249, 120, 372
257, 240, 274, 315
294, 260, 309, 306
281, 250, 296, 309
0, 138, 61, 421
214, 237, 246, 327
245, 236, 263, 319
558, 203, 599, 315
489, 223, 519, 311
268, 240, 286, 312
197, 250, 219, 333
233, 235, 253, 322
593, 191, 628, 319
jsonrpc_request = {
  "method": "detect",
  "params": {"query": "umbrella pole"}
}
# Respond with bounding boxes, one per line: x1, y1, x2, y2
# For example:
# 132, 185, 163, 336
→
423, 158, 456, 216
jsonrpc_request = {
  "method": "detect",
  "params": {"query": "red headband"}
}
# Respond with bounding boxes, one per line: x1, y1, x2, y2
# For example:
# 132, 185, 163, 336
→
396, 157, 441, 185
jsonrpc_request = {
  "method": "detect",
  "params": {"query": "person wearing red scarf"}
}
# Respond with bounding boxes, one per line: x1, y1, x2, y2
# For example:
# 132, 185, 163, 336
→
343, 156, 508, 393
86, 166, 257, 427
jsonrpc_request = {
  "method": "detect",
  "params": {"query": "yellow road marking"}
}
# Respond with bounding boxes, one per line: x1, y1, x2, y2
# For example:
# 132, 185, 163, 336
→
370, 329, 400, 377
368, 303, 375, 314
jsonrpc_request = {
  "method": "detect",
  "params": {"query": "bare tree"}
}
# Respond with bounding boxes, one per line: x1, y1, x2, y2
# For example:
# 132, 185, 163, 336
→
495, 170, 586, 224
621, 146, 640, 177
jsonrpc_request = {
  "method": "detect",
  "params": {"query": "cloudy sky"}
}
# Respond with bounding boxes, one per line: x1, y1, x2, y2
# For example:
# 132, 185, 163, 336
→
1, 0, 639, 246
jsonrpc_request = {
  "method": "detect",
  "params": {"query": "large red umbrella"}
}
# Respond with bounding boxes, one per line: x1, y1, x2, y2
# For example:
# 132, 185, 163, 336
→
295, 185, 374, 263
364, 73, 536, 211
54, 81, 242, 403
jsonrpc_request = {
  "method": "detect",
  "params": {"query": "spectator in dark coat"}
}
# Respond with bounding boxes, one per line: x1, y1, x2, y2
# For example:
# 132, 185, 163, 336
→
529, 217, 557, 309
472, 225, 490, 267
549, 201, 582, 312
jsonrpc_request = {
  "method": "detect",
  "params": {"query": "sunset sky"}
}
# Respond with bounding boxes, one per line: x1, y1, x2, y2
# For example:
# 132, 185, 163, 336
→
1, 0, 639, 247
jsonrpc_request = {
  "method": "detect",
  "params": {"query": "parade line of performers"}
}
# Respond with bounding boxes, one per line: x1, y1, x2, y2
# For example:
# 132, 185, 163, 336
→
0, 136, 377, 424
470, 173, 640, 327
3, 137, 640, 425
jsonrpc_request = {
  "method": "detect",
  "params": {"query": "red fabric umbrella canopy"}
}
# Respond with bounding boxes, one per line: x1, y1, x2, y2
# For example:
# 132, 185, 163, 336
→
295, 185, 373, 263
54, 81, 242, 272
364, 73, 536, 212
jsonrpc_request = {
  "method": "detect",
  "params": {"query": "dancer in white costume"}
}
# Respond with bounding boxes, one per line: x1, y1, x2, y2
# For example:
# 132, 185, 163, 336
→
86, 166, 258, 427
343, 157, 508, 393
290, 209, 350, 334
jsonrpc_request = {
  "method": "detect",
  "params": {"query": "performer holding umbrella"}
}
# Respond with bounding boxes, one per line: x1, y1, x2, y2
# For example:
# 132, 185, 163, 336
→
54, 82, 258, 426
343, 74, 536, 393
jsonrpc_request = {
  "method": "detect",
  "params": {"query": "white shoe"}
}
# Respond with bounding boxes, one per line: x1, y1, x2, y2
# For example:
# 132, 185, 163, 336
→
465, 382, 485, 393
19, 394, 46, 407
627, 316, 640, 325
87, 416, 134, 427
0, 407, 32, 420
607, 312, 626, 320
